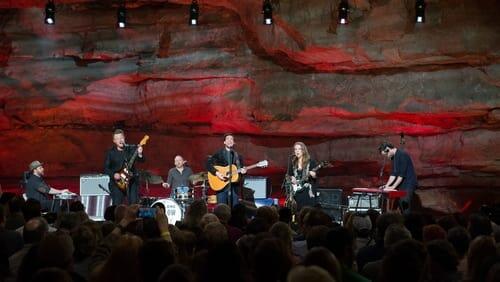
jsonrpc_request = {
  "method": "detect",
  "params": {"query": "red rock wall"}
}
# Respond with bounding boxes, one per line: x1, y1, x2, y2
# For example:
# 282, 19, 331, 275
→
0, 0, 499, 211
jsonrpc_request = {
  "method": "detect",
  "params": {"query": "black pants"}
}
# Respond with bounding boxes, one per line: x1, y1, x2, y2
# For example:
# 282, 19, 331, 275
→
399, 187, 416, 214
109, 179, 140, 205
294, 188, 315, 211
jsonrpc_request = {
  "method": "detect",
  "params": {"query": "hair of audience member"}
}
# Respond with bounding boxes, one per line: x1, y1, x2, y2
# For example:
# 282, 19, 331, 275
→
468, 213, 493, 239
16, 244, 40, 282
486, 262, 500, 282
200, 213, 220, 231
384, 223, 412, 248
23, 217, 49, 244
214, 204, 231, 224
56, 212, 81, 232
366, 209, 381, 233
0, 204, 5, 226
278, 207, 292, 225
113, 204, 127, 223
8, 196, 25, 214
306, 225, 330, 250
22, 198, 41, 221
82, 221, 103, 241
297, 206, 314, 232
447, 226, 470, 259
38, 232, 75, 270
287, 265, 336, 282
141, 217, 161, 240
270, 222, 293, 252
422, 224, 447, 243
172, 230, 197, 265
252, 238, 293, 282
236, 234, 256, 264
436, 215, 459, 232
245, 217, 268, 235
303, 208, 332, 231
139, 238, 176, 282
228, 203, 248, 230
184, 200, 208, 229
303, 247, 342, 282
75, 210, 89, 223
71, 225, 97, 262
426, 239, 459, 281
255, 206, 279, 231
31, 267, 72, 282
404, 212, 426, 241
94, 234, 143, 282
203, 222, 228, 249
351, 214, 373, 238
381, 239, 427, 282
104, 205, 116, 222
100, 221, 116, 238
326, 226, 355, 268
375, 212, 404, 243
467, 235, 497, 281
158, 264, 195, 282
69, 201, 85, 212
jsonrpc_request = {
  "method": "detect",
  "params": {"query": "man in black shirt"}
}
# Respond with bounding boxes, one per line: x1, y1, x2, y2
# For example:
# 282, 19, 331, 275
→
162, 155, 193, 199
378, 142, 418, 213
206, 133, 247, 207
104, 129, 144, 205
24, 161, 69, 211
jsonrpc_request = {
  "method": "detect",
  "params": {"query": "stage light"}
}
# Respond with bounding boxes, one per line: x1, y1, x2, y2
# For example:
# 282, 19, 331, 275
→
44, 0, 55, 25
189, 0, 199, 25
117, 5, 126, 28
338, 0, 349, 25
415, 0, 425, 23
262, 0, 272, 25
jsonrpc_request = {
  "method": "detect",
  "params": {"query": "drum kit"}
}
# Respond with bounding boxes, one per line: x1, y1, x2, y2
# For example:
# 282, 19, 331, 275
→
141, 171, 210, 223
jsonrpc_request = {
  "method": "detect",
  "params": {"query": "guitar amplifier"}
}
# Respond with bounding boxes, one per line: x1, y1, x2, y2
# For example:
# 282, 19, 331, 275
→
80, 174, 111, 221
243, 176, 269, 199
316, 188, 343, 208
80, 174, 110, 196
348, 193, 381, 212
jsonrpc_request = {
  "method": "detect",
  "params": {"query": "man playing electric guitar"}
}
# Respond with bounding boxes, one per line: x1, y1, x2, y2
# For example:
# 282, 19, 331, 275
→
206, 133, 247, 207
104, 129, 145, 205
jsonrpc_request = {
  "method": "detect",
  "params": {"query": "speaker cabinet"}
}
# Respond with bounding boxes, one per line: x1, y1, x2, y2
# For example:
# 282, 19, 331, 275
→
243, 176, 269, 199
80, 174, 111, 221
316, 188, 343, 207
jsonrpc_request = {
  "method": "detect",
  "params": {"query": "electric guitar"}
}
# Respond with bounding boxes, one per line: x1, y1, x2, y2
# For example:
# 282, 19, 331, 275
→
208, 160, 268, 191
115, 135, 150, 193
288, 161, 331, 193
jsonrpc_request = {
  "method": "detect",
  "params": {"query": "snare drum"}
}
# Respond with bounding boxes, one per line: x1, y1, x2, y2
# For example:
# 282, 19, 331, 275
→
175, 186, 192, 201
151, 198, 183, 223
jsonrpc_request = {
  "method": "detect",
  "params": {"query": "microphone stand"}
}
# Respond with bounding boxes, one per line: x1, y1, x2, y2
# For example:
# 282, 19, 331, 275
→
227, 148, 233, 207
378, 157, 387, 188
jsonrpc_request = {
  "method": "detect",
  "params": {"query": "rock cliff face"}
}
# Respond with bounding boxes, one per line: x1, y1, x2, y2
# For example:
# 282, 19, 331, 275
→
0, 1, 499, 212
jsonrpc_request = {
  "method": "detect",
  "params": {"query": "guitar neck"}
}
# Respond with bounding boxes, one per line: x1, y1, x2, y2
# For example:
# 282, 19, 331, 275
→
241, 163, 259, 171
127, 147, 140, 170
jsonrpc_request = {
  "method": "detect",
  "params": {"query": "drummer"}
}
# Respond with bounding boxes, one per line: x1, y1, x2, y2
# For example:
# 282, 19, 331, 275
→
162, 155, 193, 198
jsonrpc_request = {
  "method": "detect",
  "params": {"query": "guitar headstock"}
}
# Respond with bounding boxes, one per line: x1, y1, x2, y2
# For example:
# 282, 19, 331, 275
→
139, 135, 150, 146
256, 160, 268, 168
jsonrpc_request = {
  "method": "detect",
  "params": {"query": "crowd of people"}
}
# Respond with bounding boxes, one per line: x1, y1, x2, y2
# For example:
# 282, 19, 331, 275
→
1, 193, 500, 282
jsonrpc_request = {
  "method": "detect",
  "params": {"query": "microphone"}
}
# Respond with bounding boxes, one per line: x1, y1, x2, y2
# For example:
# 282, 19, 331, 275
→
400, 132, 405, 145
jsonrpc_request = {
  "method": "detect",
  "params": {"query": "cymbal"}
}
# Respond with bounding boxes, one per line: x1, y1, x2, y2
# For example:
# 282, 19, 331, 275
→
139, 170, 164, 184
189, 171, 208, 183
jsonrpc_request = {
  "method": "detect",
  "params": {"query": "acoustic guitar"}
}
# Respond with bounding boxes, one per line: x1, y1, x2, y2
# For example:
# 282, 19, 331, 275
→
115, 135, 150, 193
208, 160, 268, 191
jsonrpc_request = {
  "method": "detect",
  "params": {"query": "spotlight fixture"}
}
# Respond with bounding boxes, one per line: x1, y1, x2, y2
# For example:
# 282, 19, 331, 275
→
262, 0, 272, 25
415, 0, 425, 23
117, 5, 126, 28
189, 0, 199, 25
338, 0, 349, 25
44, 0, 55, 25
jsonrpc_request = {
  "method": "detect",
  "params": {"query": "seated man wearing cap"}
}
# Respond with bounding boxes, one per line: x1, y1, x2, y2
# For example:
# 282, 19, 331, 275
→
25, 161, 69, 211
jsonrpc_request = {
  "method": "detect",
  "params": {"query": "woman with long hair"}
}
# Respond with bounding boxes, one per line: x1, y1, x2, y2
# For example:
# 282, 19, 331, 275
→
286, 142, 318, 212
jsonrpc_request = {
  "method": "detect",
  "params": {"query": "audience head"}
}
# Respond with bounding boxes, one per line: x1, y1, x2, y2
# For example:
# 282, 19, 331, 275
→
447, 226, 470, 259
184, 200, 208, 228
104, 205, 116, 221
468, 213, 493, 239
71, 225, 97, 261
203, 222, 228, 248
376, 212, 404, 244
306, 225, 330, 250
114, 204, 127, 223
31, 268, 72, 282
69, 201, 85, 212
426, 240, 459, 280
279, 207, 292, 225
270, 222, 293, 251
381, 239, 427, 282
139, 238, 176, 282
303, 247, 342, 281
158, 264, 195, 282
467, 235, 497, 281
255, 206, 279, 230
23, 198, 42, 221
287, 265, 336, 282
326, 226, 354, 267
23, 217, 49, 244
422, 224, 447, 243
200, 213, 220, 230
38, 232, 75, 270
384, 224, 412, 248
252, 238, 293, 282
214, 204, 231, 224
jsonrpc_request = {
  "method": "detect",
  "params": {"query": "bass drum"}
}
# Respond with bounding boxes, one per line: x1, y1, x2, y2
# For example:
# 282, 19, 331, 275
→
151, 198, 183, 224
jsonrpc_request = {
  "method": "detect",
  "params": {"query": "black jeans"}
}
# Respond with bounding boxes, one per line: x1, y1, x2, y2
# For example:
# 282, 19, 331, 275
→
109, 179, 140, 205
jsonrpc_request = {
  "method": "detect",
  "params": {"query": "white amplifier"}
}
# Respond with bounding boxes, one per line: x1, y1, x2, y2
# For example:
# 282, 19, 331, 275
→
80, 174, 111, 221
243, 176, 269, 199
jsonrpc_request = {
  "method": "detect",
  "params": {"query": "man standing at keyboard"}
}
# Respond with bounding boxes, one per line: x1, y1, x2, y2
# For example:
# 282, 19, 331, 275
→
378, 142, 418, 213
